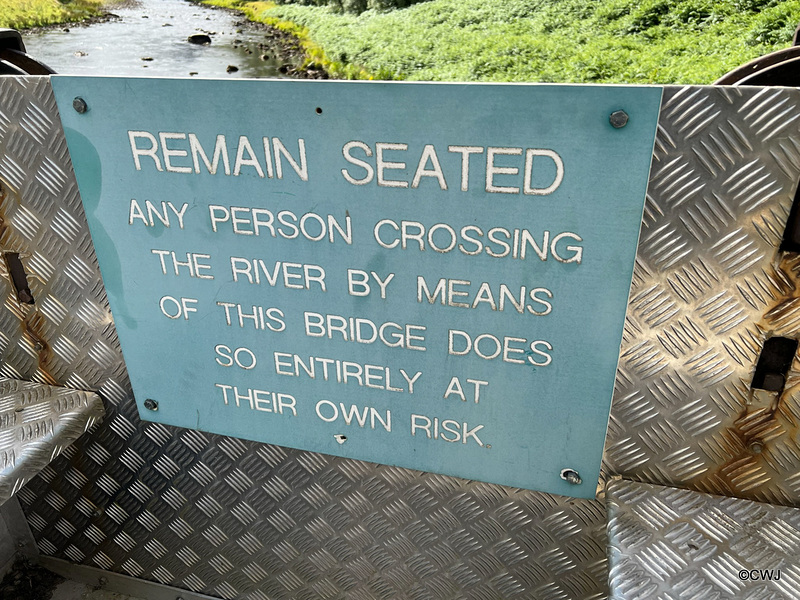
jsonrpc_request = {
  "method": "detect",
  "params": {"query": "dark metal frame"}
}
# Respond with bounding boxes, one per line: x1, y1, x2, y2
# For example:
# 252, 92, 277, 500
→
0, 29, 54, 75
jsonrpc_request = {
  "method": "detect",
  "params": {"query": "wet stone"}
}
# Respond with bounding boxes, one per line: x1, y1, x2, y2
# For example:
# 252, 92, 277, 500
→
188, 33, 212, 45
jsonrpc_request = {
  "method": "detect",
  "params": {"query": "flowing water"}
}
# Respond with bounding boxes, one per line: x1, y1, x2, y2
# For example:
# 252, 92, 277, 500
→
23, 0, 291, 78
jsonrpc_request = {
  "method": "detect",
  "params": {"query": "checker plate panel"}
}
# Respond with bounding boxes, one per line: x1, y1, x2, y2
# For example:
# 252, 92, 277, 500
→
1, 78, 800, 599
0, 377, 103, 504
607, 479, 800, 600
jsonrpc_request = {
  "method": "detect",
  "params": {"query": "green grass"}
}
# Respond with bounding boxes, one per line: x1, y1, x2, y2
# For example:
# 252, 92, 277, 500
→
0, 0, 106, 29
204, 0, 800, 83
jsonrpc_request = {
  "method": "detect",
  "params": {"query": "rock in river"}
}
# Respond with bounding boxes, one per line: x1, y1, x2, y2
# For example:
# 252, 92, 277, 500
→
188, 34, 212, 45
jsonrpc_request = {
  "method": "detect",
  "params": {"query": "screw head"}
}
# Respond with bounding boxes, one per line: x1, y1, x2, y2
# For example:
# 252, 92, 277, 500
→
143, 398, 159, 411
609, 110, 629, 128
560, 468, 582, 485
72, 97, 88, 113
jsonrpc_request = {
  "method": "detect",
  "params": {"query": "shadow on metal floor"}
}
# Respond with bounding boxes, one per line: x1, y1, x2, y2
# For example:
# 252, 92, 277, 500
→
1, 561, 146, 600
52, 579, 146, 600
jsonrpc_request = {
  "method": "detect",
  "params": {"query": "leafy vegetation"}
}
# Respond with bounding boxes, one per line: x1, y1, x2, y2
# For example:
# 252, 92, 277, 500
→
0, 0, 106, 29
204, 0, 800, 83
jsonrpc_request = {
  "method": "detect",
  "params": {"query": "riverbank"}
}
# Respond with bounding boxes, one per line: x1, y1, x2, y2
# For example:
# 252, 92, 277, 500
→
0, 0, 109, 29
22, 0, 315, 79
202, 0, 389, 78
203, 0, 800, 83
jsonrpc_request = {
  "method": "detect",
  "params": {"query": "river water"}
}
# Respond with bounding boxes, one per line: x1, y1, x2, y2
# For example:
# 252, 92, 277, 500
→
24, 0, 289, 78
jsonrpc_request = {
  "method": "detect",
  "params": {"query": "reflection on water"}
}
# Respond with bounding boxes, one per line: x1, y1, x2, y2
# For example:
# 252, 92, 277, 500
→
24, 0, 288, 78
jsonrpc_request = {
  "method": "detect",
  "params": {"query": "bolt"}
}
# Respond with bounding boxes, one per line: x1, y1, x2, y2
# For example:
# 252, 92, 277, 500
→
98, 577, 108, 587
72, 97, 88, 114
560, 469, 582, 485
143, 398, 159, 411
609, 110, 629, 128
749, 441, 764, 454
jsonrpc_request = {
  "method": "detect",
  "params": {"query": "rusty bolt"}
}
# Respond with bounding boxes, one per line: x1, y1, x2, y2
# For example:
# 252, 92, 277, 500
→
72, 97, 88, 113
560, 469, 582, 485
143, 398, 159, 411
609, 110, 629, 128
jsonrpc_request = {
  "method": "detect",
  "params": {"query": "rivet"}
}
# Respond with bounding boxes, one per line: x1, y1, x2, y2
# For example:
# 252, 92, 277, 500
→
143, 398, 159, 411
609, 110, 628, 128
72, 97, 88, 114
560, 468, 582, 485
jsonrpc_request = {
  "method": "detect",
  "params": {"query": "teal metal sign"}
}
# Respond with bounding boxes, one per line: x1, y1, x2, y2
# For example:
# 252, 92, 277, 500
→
52, 77, 661, 498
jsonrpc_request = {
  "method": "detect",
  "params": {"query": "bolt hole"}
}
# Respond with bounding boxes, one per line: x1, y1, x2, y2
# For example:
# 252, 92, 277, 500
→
560, 468, 582, 485
315, 107, 323, 114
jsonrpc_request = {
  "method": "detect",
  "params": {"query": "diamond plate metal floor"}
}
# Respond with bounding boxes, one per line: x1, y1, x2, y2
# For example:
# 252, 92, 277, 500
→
607, 479, 800, 600
3, 76, 800, 599
0, 377, 103, 504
